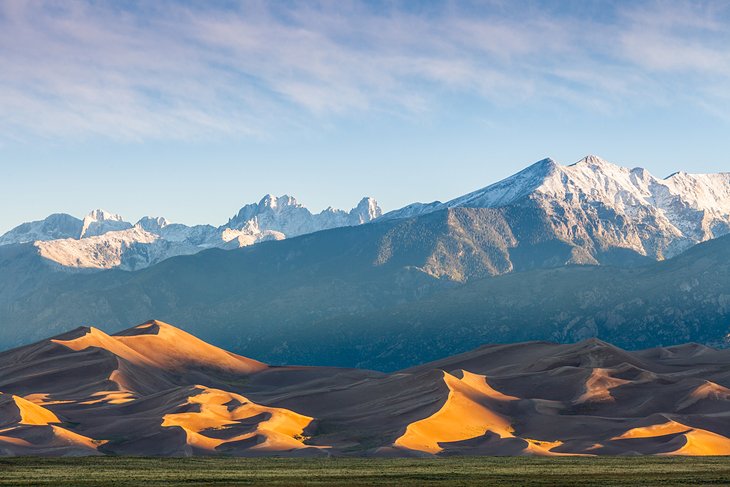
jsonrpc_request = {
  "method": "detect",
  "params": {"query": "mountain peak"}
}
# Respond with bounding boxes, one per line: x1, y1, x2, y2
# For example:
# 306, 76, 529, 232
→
352, 197, 382, 222
444, 157, 558, 209
136, 216, 170, 233
80, 209, 132, 239
0, 213, 83, 245
258, 194, 300, 210
84, 209, 125, 222
571, 155, 617, 169
532, 157, 558, 169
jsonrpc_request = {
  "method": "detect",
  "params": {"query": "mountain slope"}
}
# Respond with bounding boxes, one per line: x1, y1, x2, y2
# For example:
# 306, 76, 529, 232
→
1, 214, 729, 371
259, 232, 730, 370
2, 321, 730, 457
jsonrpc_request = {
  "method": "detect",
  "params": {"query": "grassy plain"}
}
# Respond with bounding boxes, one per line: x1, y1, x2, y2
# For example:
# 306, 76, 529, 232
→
1, 456, 730, 486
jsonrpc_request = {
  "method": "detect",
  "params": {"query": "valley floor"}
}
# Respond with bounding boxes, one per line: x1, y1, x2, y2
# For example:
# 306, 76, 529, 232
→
1, 457, 729, 486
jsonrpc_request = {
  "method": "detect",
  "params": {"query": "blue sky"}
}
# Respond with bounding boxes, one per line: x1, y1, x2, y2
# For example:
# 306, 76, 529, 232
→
2, 0, 730, 232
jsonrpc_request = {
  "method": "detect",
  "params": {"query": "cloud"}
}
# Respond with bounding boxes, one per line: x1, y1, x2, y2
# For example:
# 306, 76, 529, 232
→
1, 0, 729, 142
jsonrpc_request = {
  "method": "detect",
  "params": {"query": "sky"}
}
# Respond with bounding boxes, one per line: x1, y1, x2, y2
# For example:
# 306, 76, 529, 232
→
2, 0, 730, 232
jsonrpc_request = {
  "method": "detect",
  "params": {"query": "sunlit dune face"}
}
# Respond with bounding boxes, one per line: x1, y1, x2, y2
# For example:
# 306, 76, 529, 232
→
0, 394, 105, 454
394, 370, 515, 454
21, 394, 74, 407
613, 420, 697, 440
114, 322, 266, 373
612, 420, 730, 456
0, 394, 60, 426
394, 370, 567, 455
574, 368, 629, 404
51, 326, 151, 364
43, 426, 106, 450
14, 396, 60, 426
689, 381, 730, 401
0, 435, 34, 448
161, 387, 322, 453
51, 321, 267, 375
77, 391, 136, 406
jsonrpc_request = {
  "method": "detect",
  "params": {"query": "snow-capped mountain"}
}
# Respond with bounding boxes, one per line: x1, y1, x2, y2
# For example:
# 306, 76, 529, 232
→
0, 195, 381, 271
227, 195, 380, 236
80, 209, 132, 238
382, 155, 730, 261
0, 213, 83, 245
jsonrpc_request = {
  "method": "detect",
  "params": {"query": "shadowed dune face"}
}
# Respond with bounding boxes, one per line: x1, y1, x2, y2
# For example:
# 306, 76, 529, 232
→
2, 321, 730, 457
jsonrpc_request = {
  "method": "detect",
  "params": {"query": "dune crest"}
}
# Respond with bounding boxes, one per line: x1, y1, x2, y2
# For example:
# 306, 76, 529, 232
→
52, 321, 266, 375
114, 321, 267, 374
613, 419, 730, 456
0, 393, 60, 426
575, 368, 630, 404
395, 370, 553, 455
393, 370, 570, 455
161, 387, 320, 454
0, 393, 103, 455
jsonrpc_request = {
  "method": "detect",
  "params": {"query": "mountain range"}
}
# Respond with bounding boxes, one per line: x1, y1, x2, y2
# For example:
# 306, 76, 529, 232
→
0, 195, 381, 271
385, 155, 730, 263
0, 155, 729, 370
1, 320, 730, 457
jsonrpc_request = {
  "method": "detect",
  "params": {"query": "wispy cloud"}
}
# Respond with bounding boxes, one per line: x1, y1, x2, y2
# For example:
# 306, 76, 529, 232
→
1, 0, 730, 141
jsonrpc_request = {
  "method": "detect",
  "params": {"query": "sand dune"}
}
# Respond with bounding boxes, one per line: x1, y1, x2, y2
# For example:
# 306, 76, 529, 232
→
53, 321, 266, 375
394, 371, 516, 454
0, 393, 102, 456
574, 368, 630, 404
612, 419, 730, 455
394, 371, 572, 456
2, 321, 730, 456
161, 386, 320, 455
0, 393, 60, 426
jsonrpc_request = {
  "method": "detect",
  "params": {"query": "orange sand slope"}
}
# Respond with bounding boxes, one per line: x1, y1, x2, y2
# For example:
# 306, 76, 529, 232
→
2, 322, 730, 456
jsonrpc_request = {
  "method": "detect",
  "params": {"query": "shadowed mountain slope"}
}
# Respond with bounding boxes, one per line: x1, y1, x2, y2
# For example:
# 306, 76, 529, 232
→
1, 216, 729, 371
1, 157, 729, 369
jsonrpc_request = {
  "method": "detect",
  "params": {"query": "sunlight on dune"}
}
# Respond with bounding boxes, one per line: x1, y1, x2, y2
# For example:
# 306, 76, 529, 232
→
575, 368, 629, 404
394, 370, 565, 455
52, 321, 266, 375
11, 395, 61, 425
161, 387, 319, 453
613, 420, 730, 456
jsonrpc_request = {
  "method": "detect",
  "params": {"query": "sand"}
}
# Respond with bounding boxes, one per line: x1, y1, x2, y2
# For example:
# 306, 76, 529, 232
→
2, 320, 730, 456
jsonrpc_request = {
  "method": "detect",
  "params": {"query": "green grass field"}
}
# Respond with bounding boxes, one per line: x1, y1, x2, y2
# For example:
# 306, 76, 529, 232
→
1, 456, 729, 486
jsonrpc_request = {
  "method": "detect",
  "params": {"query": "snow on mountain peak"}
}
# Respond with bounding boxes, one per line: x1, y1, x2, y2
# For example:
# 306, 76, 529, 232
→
445, 157, 558, 209
352, 197, 382, 223
381, 154, 730, 259
136, 216, 171, 233
84, 209, 125, 222
80, 209, 132, 239
0, 213, 83, 245
0, 194, 383, 272
571, 154, 613, 168
228, 194, 382, 238
258, 194, 300, 210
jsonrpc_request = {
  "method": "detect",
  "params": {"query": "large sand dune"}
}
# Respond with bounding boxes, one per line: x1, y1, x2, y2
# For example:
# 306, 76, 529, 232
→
1, 321, 730, 456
